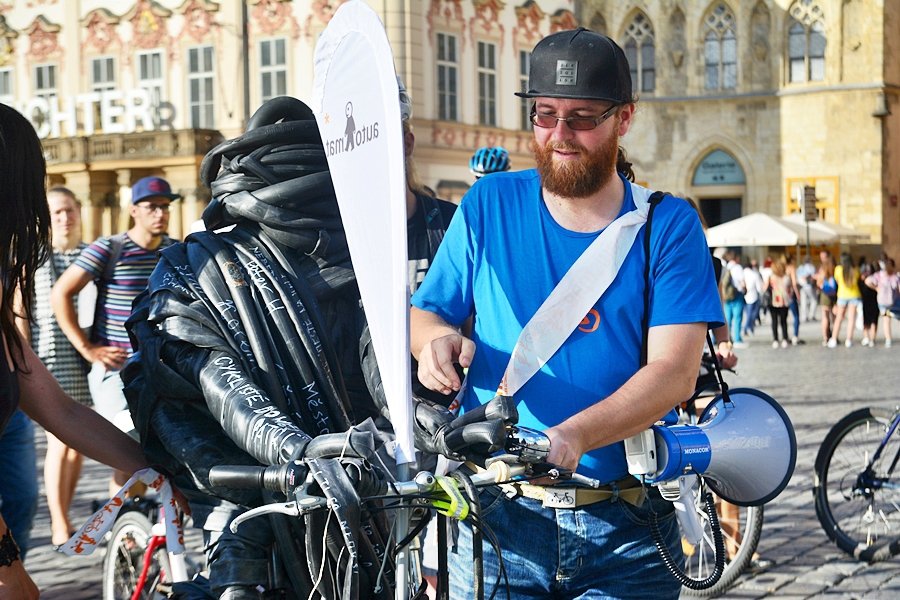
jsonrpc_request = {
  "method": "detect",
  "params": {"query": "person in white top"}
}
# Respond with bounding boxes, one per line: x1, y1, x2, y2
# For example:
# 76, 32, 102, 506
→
742, 259, 764, 338
722, 251, 747, 345
796, 256, 818, 322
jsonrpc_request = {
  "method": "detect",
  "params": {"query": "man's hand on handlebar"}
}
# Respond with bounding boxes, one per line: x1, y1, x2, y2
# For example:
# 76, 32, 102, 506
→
416, 333, 475, 395
543, 423, 587, 476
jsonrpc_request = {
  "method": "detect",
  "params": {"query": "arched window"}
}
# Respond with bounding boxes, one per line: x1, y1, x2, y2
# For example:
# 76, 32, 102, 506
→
623, 12, 654, 93
703, 3, 737, 91
788, 1, 826, 82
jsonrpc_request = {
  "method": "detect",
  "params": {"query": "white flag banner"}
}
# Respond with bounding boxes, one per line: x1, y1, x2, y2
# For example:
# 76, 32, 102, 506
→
312, 1, 414, 464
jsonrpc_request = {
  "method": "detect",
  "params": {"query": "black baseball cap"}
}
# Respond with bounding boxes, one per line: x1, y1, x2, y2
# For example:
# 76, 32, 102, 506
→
516, 28, 633, 104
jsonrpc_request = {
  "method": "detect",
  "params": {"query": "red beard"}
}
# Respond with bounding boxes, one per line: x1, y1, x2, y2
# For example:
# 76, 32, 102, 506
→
530, 130, 619, 199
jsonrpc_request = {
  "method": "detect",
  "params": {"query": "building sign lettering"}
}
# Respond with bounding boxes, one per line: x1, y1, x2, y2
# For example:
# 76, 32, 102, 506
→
16, 89, 171, 139
692, 149, 746, 186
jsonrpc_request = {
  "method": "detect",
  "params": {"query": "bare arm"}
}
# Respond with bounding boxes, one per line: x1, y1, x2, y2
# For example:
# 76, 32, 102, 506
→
51, 264, 126, 369
16, 341, 147, 474
544, 322, 707, 472
410, 305, 475, 395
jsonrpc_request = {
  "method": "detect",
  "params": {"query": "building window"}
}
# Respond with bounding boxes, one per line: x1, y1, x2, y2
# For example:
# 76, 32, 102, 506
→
477, 41, 497, 126
260, 38, 286, 103
188, 46, 215, 128
519, 50, 531, 130
0, 68, 12, 105
703, 4, 737, 91
624, 12, 655, 93
788, 1, 826, 83
91, 57, 116, 93
34, 64, 57, 99
436, 33, 458, 121
137, 50, 164, 125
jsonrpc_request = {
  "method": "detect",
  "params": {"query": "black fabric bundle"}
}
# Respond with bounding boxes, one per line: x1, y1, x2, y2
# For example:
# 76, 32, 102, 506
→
122, 97, 393, 599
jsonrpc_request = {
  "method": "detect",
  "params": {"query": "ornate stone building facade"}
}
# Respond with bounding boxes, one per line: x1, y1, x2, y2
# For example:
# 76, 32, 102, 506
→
0, 0, 895, 258
581, 0, 899, 258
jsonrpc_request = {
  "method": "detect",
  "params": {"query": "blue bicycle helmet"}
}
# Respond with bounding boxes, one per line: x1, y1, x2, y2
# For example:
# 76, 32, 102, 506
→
470, 146, 511, 178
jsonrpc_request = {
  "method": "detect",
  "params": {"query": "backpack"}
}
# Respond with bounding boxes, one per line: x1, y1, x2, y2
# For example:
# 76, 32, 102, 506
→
719, 268, 737, 301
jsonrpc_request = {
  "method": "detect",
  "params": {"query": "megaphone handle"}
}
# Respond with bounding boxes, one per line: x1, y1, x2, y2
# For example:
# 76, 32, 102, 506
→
673, 475, 704, 546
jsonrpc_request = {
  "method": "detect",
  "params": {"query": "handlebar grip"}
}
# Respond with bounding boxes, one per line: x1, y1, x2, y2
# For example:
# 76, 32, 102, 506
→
209, 465, 267, 490
449, 395, 518, 430
209, 462, 308, 494
443, 420, 507, 456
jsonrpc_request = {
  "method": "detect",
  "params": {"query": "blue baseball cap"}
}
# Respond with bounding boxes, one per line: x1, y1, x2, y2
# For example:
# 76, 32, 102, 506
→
131, 176, 182, 204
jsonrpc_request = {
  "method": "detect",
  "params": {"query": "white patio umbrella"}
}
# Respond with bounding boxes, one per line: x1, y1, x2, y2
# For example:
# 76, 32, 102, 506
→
705, 213, 837, 247
781, 213, 871, 243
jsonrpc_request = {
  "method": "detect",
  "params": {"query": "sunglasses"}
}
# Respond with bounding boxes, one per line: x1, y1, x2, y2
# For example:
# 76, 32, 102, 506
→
530, 104, 620, 131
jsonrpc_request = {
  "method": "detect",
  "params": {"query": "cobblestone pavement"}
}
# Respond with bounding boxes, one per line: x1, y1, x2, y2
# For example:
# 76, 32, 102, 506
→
25, 318, 900, 598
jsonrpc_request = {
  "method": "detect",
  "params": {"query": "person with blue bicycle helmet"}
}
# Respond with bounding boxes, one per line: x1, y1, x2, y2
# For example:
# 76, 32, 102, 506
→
469, 146, 510, 179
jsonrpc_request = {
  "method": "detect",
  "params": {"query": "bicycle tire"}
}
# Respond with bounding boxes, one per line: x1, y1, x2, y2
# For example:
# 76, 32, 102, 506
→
681, 482, 764, 597
813, 407, 900, 562
102, 511, 172, 600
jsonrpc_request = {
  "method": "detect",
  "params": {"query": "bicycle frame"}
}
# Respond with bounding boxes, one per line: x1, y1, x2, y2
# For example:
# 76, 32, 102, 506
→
853, 410, 900, 496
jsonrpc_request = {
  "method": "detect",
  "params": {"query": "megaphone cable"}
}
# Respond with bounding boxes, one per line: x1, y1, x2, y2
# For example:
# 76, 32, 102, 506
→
649, 490, 726, 590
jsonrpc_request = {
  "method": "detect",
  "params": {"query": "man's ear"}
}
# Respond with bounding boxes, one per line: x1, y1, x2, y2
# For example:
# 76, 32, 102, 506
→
404, 129, 415, 158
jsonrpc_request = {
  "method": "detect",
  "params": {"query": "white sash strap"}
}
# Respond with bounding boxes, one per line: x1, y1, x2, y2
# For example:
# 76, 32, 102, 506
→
498, 183, 656, 397
58, 467, 184, 557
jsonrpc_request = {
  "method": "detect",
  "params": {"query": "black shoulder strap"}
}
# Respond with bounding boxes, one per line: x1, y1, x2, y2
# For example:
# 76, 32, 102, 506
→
640, 191, 667, 367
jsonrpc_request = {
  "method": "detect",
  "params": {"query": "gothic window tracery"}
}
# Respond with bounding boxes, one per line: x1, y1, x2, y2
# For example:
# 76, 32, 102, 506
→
624, 12, 654, 93
703, 3, 737, 91
788, 0, 825, 82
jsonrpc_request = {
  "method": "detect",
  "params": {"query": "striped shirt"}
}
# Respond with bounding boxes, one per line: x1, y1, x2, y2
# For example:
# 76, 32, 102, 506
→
74, 234, 174, 353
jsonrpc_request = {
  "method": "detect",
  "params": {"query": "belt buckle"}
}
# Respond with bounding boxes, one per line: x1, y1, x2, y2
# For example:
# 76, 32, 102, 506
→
541, 487, 576, 509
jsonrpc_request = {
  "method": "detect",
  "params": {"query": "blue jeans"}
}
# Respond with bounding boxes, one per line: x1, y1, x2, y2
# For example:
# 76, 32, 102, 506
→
724, 298, 746, 343
0, 410, 38, 557
743, 301, 760, 335
449, 487, 681, 599
789, 299, 800, 337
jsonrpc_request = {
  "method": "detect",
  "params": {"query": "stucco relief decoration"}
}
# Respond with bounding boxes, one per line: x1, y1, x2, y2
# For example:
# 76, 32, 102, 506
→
427, 0, 465, 44
83, 9, 121, 54
127, 0, 172, 50
304, 0, 347, 39
0, 16, 17, 67
251, 0, 298, 37
549, 9, 577, 33
179, 0, 219, 44
513, 1, 544, 47
470, 0, 505, 39
26, 16, 60, 62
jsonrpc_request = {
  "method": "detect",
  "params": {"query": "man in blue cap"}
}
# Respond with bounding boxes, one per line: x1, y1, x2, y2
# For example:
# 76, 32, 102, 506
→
411, 28, 724, 597
53, 176, 179, 495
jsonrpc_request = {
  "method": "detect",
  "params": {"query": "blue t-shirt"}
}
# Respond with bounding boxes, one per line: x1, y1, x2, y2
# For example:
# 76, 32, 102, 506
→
411, 170, 724, 482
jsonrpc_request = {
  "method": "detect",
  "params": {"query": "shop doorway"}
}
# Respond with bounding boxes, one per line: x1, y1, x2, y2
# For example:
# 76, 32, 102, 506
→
700, 197, 742, 228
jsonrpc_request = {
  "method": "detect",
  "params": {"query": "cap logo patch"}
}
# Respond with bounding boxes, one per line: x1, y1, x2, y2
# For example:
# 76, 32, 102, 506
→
556, 60, 577, 85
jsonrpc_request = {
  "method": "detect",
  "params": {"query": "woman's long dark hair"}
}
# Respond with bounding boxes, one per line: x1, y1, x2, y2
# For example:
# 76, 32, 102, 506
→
0, 104, 50, 367
839, 252, 855, 288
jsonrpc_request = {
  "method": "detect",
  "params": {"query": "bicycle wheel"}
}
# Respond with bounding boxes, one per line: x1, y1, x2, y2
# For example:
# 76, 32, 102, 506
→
814, 407, 900, 562
681, 480, 764, 597
102, 511, 172, 600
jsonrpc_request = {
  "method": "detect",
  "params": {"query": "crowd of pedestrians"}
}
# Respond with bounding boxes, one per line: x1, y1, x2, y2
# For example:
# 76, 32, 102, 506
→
716, 249, 899, 349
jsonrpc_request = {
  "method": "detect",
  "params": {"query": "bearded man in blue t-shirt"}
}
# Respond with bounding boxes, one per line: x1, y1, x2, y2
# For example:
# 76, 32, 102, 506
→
411, 28, 724, 599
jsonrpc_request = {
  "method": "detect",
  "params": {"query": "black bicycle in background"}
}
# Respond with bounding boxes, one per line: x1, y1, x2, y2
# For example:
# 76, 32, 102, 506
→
814, 405, 900, 562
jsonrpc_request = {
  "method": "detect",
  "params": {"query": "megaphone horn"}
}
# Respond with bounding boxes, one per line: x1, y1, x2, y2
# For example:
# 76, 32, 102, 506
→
651, 388, 797, 506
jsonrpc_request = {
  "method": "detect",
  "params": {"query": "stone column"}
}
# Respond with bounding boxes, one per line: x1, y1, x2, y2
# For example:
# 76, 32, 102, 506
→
161, 164, 203, 240
116, 169, 134, 233
64, 171, 117, 241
